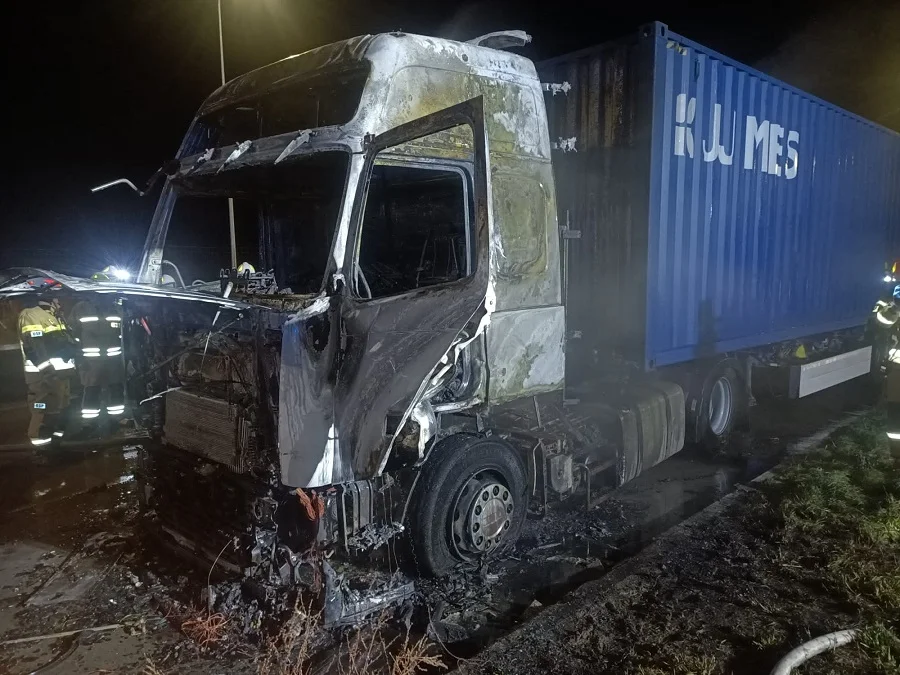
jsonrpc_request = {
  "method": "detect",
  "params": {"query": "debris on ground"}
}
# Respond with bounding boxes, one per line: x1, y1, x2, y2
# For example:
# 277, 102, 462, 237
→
0, 384, 875, 673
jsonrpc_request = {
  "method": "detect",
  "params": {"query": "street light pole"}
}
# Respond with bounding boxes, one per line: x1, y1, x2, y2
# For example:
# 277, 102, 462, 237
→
218, 0, 238, 270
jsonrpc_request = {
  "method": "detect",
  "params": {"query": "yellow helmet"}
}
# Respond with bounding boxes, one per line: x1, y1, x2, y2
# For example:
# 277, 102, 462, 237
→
237, 262, 256, 275
92, 266, 131, 282
92, 266, 112, 282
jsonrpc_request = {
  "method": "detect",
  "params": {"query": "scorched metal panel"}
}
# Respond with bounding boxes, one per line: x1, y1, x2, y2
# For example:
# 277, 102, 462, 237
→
539, 31, 656, 374
645, 23, 900, 368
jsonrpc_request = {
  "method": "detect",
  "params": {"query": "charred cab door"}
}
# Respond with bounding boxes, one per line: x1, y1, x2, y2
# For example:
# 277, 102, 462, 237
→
280, 97, 492, 488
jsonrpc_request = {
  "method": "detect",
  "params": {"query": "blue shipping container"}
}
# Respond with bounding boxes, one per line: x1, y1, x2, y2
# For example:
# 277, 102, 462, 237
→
540, 22, 900, 373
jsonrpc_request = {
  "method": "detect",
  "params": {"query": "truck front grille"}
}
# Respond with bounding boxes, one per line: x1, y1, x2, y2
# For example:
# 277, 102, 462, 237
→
138, 443, 255, 573
164, 389, 252, 472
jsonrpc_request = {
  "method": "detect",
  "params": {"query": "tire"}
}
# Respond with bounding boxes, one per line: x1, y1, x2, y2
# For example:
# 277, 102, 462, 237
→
407, 434, 528, 577
690, 364, 746, 449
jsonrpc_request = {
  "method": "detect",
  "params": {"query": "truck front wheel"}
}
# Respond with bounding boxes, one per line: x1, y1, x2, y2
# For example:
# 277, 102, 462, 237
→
407, 435, 527, 577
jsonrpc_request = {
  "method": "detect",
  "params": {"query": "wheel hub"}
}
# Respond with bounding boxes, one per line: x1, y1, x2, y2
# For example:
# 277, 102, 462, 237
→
452, 477, 514, 555
708, 375, 734, 436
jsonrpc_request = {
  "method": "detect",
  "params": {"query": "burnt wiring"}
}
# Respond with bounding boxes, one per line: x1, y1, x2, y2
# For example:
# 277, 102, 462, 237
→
137, 314, 244, 380
139, 386, 184, 406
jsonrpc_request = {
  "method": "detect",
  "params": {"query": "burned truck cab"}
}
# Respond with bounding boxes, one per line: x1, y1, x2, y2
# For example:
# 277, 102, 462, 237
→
129, 31, 679, 585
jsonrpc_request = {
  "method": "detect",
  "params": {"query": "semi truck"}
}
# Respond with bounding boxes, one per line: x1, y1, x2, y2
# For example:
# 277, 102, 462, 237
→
3, 22, 899, 618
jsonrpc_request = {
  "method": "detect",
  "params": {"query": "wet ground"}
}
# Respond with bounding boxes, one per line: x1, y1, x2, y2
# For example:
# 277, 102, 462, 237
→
419, 379, 875, 656
0, 378, 875, 673
0, 444, 249, 673
461, 413, 896, 675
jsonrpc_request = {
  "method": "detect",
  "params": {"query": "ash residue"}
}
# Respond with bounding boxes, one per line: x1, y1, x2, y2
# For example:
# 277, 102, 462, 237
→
516, 498, 645, 553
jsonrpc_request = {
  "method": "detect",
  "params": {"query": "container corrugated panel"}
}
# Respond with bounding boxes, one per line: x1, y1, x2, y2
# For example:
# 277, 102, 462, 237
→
541, 23, 900, 373
539, 31, 656, 372
647, 23, 900, 368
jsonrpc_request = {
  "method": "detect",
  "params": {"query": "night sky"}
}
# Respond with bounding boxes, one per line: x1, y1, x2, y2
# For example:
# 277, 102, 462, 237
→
3, 0, 898, 276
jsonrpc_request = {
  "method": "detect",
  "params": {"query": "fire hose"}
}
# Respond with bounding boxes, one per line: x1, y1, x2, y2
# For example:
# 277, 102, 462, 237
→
769, 629, 858, 675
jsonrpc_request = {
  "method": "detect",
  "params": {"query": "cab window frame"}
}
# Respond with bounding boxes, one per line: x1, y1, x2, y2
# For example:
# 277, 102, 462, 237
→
350, 156, 475, 301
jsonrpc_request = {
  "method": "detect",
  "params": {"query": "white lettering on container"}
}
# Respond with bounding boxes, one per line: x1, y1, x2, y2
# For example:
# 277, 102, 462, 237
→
676, 95, 800, 180
785, 130, 800, 179
702, 104, 736, 165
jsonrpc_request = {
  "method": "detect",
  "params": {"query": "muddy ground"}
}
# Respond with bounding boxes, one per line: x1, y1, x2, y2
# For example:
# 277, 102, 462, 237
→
462, 414, 899, 675
0, 380, 876, 673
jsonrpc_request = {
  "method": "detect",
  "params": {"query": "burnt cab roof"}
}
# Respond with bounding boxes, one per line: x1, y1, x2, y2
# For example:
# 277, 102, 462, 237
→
195, 32, 547, 158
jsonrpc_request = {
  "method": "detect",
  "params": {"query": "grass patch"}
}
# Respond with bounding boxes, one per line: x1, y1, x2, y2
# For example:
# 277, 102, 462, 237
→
857, 622, 900, 674
750, 622, 786, 650
633, 653, 719, 675
766, 413, 900, 673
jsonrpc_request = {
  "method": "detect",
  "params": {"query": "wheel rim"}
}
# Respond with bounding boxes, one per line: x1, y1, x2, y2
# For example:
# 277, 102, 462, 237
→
450, 474, 514, 558
708, 375, 733, 437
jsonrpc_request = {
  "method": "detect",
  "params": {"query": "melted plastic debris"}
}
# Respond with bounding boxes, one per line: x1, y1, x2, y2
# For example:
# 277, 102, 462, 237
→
346, 522, 405, 551
323, 562, 416, 627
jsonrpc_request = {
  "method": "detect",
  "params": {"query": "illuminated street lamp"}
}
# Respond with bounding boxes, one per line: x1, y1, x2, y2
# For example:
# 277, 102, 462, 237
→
218, 0, 238, 270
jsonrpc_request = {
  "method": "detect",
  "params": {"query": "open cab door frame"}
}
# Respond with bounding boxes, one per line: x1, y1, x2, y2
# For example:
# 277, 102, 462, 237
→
279, 96, 494, 488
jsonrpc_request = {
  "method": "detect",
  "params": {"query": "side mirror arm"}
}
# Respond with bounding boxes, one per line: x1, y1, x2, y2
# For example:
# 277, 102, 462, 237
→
90, 160, 180, 196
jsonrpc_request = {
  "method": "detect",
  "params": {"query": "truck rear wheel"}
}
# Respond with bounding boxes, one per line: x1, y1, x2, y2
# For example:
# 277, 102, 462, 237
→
708, 373, 734, 438
689, 363, 746, 449
407, 435, 527, 577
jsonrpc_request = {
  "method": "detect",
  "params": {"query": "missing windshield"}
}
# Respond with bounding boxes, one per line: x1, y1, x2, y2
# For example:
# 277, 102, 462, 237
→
196, 66, 369, 147
164, 152, 349, 295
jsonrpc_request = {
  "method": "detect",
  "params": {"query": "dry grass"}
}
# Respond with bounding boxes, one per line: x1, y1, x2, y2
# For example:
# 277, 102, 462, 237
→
141, 657, 167, 675
257, 597, 322, 675
338, 620, 446, 675
256, 602, 445, 675
180, 611, 231, 649
390, 633, 446, 675
339, 616, 391, 674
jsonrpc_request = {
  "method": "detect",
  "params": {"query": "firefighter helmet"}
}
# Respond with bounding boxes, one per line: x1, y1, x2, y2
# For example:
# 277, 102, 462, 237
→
92, 266, 130, 282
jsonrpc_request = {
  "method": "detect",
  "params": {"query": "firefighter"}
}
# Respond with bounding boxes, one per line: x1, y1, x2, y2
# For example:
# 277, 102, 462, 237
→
873, 259, 900, 328
69, 295, 126, 423
17, 295, 76, 445
873, 269, 900, 455
884, 340, 900, 459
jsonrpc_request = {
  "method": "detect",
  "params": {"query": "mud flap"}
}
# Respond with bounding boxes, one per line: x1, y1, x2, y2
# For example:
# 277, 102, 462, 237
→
616, 381, 685, 485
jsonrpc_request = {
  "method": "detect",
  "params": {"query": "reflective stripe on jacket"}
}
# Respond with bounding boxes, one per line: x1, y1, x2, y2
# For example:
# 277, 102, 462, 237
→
18, 306, 66, 336
70, 300, 122, 352
18, 306, 72, 369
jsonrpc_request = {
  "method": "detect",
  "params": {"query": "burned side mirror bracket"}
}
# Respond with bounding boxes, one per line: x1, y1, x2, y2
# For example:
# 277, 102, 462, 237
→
91, 177, 146, 196
91, 159, 181, 197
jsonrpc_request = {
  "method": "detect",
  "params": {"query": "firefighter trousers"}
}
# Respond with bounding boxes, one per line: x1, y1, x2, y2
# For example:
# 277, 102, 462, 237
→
883, 361, 900, 462
25, 371, 71, 442
78, 359, 125, 419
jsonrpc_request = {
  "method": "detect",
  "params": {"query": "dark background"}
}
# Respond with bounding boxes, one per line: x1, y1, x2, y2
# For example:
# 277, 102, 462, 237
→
3, 0, 898, 275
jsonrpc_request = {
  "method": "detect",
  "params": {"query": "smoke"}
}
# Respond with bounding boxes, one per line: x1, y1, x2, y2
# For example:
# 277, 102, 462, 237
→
435, 2, 512, 42
756, 0, 900, 131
